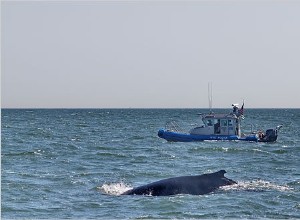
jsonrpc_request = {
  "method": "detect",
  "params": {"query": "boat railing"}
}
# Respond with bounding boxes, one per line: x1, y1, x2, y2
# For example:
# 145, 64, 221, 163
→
242, 124, 254, 134
165, 121, 187, 133
242, 123, 262, 134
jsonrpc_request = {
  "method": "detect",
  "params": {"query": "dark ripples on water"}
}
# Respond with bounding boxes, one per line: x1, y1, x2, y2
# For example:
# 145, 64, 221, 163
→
2, 108, 300, 219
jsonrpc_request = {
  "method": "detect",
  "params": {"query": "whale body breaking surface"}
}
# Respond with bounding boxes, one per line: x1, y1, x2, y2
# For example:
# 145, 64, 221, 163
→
121, 170, 237, 196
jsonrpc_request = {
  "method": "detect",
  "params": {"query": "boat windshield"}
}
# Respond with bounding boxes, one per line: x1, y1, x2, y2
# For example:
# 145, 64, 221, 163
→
204, 119, 219, 126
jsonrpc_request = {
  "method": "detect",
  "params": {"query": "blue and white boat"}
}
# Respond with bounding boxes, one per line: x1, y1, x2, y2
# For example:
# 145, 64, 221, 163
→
158, 104, 282, 142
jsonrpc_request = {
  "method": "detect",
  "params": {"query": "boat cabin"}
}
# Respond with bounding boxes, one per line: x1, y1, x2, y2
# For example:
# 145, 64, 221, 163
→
190, 113, 241, 136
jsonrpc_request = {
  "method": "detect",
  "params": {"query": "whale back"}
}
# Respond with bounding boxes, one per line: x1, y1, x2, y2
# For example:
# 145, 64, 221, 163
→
122, 170, 236, 196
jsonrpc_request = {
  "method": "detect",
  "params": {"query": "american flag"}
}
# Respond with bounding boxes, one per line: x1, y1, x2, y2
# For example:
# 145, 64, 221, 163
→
238, 102, 244, 115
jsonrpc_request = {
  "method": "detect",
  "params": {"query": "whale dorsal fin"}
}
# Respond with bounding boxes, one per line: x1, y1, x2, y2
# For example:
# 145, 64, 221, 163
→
216, 170, 226, 177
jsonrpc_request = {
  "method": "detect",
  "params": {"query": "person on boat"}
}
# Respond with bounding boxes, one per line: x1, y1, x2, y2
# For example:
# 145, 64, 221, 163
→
232, 104, 238, 115
258, 131, 265, 139
214, 120, 221, 134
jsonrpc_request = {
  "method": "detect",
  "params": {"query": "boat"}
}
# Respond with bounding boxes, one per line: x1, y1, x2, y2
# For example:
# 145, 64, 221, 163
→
158, 104, 282, 142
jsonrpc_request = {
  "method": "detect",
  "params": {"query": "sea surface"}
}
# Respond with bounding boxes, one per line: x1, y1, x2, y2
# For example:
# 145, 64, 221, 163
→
1, 108, 300, 219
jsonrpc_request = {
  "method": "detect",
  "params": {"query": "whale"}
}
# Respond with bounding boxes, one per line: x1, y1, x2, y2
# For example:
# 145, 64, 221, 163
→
121, 170, 236, 196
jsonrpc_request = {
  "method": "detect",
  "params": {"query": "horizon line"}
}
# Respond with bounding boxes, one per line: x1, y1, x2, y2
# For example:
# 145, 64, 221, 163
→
2, 107, 300, 110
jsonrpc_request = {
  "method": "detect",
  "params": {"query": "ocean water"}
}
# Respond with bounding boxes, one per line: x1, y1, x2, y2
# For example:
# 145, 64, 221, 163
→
1, 108, 300, 219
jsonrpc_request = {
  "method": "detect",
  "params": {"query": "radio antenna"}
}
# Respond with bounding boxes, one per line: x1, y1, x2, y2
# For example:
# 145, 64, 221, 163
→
208, 82, 213, 113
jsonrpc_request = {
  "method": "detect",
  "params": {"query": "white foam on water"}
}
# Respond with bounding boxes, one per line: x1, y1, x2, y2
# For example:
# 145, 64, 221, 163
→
98, 182, 133, 196
221, 180, 293, 192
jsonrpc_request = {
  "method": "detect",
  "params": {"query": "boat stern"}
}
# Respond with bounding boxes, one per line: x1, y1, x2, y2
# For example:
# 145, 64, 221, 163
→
258, 125, 283, 142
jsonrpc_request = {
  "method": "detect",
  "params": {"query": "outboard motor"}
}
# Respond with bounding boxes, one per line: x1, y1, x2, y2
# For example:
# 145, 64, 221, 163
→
264, 129, 277, 142
260, 125, 282, 142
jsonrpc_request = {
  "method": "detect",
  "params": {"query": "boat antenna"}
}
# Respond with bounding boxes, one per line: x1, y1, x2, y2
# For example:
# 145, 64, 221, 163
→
208, 82, 213, 113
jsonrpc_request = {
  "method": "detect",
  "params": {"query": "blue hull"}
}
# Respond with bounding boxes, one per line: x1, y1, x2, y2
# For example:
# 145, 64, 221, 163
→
158, 129, 258, 142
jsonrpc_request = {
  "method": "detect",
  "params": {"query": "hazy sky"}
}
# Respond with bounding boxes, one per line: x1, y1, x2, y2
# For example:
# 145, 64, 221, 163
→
2, 1, 300, 108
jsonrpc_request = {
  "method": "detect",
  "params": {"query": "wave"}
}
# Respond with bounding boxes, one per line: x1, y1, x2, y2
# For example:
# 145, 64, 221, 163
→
98, 182, 132, 196
221, 180, 293, 192
3, 149, 44, 157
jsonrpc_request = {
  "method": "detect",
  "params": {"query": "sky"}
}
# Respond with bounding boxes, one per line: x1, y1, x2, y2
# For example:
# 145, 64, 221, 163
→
2, 0, 300, 108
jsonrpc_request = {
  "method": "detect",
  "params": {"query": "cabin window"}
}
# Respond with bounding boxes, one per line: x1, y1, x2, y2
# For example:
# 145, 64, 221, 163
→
228, 119, 233, 126
207, 119, 213, 126
221, 119, 228, 127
